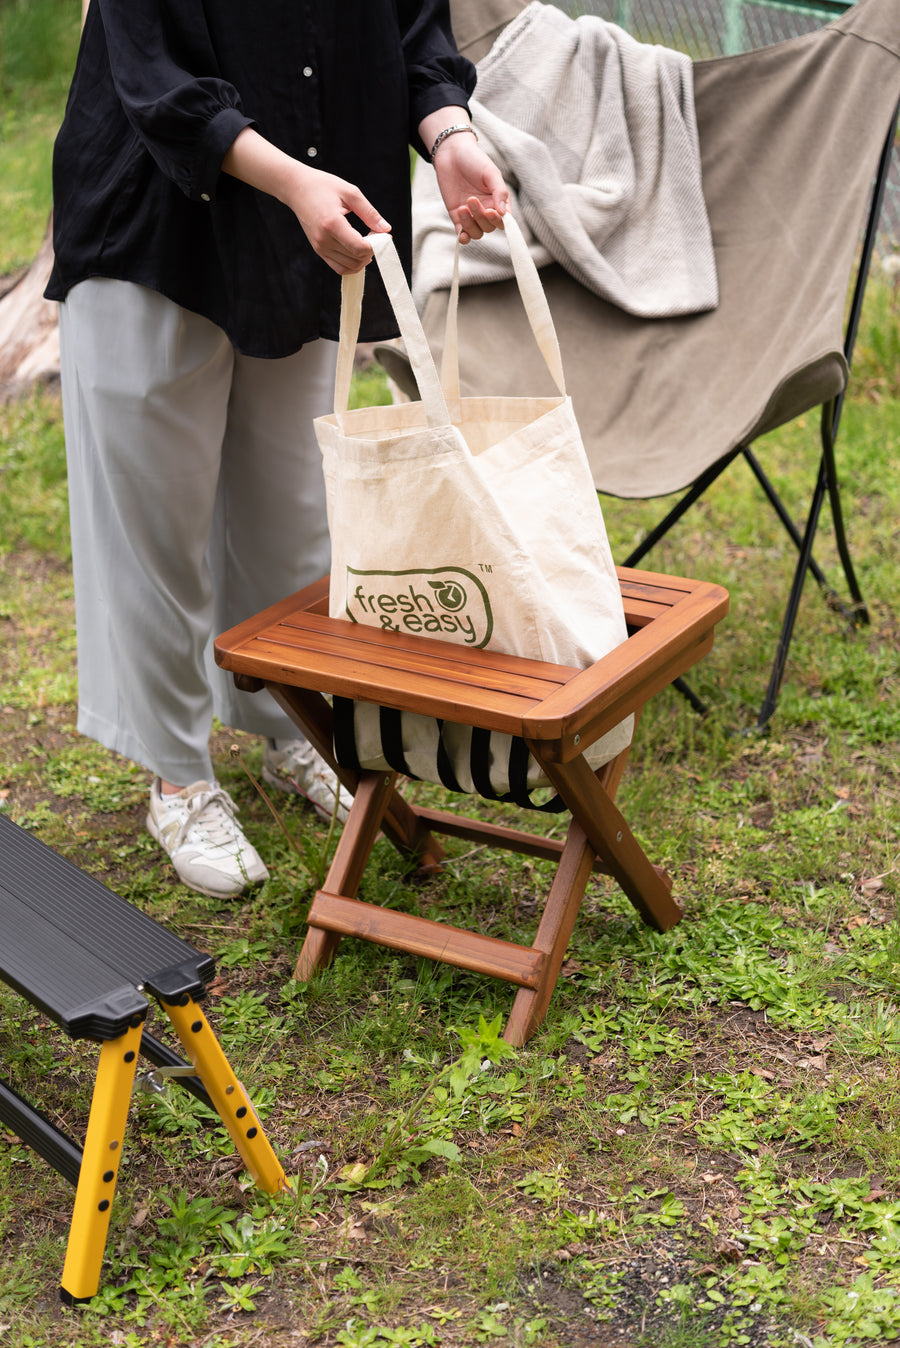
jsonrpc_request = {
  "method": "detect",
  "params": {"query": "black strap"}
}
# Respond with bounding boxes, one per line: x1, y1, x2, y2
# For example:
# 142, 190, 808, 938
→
469, 726, 502, 801
334, 700, 565, 812
506, 735, 535, 808
332, 696, 362, 772
378, 706, 420, 781
434, 721, 465, 794
470, 727, 566, 814
506, 734, 567, 814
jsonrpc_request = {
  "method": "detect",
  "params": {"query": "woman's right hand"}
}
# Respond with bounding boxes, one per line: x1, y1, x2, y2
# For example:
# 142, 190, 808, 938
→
222, 127, 391, 275
284, 164, 392, 274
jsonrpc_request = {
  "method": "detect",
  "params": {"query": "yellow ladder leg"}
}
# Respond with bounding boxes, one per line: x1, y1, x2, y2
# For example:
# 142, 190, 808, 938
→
161, 994, 286, 1194
60, 1019, 143, 1304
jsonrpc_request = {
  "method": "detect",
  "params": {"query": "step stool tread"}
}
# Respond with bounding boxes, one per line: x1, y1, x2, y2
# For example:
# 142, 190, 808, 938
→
0, 815, 214, 1037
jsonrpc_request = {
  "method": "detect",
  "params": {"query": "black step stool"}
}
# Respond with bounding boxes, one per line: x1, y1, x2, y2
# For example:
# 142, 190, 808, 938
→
0, 812, 286, 1303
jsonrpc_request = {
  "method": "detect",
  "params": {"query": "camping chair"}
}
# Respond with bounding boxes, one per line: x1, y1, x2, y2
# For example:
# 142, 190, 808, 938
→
215, 567, 728, 1046
384, 0, 900, 729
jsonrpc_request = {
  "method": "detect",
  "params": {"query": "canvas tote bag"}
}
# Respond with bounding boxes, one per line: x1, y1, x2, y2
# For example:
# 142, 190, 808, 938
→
315, 214, 633, 808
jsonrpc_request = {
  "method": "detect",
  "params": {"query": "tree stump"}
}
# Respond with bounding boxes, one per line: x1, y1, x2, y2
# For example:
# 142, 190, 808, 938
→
0, 223, 60, 401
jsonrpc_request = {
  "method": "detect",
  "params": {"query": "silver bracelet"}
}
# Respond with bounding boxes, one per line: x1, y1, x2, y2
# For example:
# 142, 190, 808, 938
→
429, 123, 477, 161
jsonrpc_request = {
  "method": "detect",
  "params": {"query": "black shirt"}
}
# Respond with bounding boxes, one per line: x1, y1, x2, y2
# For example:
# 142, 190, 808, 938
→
45, 1, 475, 357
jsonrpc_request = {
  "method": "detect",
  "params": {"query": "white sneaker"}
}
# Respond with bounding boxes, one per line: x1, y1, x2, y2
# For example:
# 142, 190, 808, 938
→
147, 779, 269, 898
262, 738, 353, 824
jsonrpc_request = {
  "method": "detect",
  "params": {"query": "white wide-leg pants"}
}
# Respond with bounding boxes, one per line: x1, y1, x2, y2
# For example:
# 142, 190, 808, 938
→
59, 279, 337, 786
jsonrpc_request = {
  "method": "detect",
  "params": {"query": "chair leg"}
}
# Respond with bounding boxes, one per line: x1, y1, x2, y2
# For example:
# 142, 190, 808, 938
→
756, 457, 828, 731
821, 401, 868, 625
529, 746, 680, 934
161, 995, 286, 1195
504, 817, 596, 1046
60, 1020, 143, 1304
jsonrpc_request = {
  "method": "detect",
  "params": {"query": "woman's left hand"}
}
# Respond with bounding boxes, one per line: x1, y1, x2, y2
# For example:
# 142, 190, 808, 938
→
431, 133, 510, 243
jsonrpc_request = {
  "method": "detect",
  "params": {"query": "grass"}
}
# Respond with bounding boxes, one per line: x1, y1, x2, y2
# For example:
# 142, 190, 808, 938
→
0, 0, 80, 274
2, 3, 900, 1344
2, 369, 899, 1348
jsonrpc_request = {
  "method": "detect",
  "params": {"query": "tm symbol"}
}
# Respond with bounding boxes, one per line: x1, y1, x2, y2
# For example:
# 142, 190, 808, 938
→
479, 563, 493, 573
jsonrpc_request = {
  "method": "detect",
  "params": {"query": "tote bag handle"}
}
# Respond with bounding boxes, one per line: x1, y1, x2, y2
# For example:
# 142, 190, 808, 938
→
333, 213, 566, 425
441, 213, 567, 404
334, 233, 451, 429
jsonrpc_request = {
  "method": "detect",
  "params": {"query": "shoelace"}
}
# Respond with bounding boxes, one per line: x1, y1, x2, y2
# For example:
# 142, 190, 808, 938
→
163, 785, 240, 853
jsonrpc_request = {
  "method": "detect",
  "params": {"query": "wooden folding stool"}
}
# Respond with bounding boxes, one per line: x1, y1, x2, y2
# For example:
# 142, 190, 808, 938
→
215, 565, 729, 1045
0, 813, 286, 1303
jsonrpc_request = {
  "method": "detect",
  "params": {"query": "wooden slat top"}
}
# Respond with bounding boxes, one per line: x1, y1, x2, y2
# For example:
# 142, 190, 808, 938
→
215, 567, 729, 742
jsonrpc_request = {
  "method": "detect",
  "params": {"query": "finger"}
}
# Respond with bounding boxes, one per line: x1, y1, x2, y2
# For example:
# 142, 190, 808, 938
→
312, 230, 368, 274
465, 196, 504, 230
487, 180, 511, 216
456, 202, 508, 245
469, 209, 504, 235
326, 247, 373, 275
344, 187, 391, 236
322, 252, 373, 276
322, 223, 374, 269
456, 203, 486, 241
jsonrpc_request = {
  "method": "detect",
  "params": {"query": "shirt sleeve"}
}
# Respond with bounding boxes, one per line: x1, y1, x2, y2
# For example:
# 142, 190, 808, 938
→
95, 0, 254, 203
397, 0, 478, 158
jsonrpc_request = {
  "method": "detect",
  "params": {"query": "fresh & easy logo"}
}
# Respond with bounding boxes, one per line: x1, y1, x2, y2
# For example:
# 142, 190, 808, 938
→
345, 567, 493, 647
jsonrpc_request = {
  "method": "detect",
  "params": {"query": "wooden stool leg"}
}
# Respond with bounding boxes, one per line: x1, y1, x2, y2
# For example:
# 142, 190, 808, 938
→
162, 995, 285, 1195
296, 770, 397, 980
295, 924, 342, 983
504, 818, 596, 1047
529, 746, 680, 933
60, 1020, 143, 1304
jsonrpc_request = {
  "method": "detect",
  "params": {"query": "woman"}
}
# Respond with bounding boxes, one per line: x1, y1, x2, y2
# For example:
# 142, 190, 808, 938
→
46, 1, 507, 898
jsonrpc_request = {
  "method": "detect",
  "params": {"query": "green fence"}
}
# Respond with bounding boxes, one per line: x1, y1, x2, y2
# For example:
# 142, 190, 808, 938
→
561, 0, 851, 55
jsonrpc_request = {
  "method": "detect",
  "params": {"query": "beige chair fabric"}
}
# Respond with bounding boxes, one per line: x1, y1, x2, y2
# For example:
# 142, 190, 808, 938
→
451, 0, 529, 62
419, 0, 900, 499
